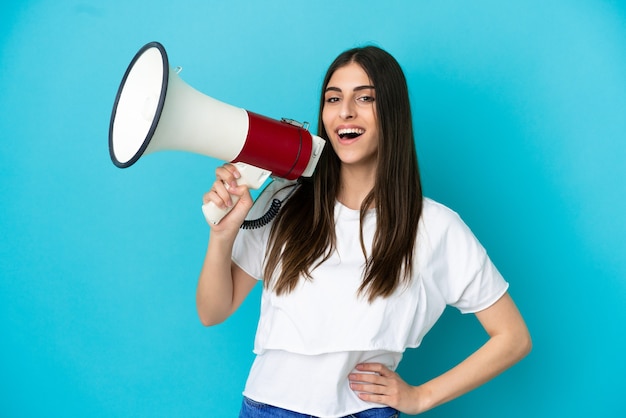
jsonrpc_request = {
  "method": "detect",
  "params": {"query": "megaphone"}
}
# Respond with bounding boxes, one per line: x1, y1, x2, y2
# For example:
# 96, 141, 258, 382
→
109, 41, 325, 224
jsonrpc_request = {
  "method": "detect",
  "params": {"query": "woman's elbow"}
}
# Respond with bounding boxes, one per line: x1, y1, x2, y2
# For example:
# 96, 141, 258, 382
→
511, 327, 533, 362
519, 329, 533, 358
197, 312, 225, 327
196, 305, 229, 327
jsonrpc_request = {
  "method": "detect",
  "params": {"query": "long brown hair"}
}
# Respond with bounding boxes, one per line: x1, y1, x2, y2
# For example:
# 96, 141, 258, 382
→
263, 46, 423, 302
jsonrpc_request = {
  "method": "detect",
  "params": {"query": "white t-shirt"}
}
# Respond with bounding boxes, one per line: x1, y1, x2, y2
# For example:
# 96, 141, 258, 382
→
232, 180, 509, 417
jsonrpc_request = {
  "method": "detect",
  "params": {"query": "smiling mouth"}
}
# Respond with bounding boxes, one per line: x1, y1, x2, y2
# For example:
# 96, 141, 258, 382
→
337, 128, 365, 139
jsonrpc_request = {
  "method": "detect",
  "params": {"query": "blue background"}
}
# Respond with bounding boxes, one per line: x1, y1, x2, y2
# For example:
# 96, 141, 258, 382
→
1, 1, 625, 417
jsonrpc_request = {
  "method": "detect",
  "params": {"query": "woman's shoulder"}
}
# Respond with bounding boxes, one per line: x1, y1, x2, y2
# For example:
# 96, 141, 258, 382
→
419, 197, 480, 245
421, 197, 462, 225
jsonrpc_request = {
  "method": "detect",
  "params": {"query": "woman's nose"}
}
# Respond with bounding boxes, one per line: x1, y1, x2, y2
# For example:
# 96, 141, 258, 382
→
340, 101, 355, 119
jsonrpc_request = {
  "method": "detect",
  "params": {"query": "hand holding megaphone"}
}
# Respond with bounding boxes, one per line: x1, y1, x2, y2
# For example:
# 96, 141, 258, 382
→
201, 162, 271, 225
109, 42, 325, 225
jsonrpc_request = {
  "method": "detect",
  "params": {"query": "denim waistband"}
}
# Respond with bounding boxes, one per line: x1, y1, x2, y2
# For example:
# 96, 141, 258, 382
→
239, 396, 400, 418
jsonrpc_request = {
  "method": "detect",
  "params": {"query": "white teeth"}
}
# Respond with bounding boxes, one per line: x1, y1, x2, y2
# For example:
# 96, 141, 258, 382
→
337, 128, 365, 136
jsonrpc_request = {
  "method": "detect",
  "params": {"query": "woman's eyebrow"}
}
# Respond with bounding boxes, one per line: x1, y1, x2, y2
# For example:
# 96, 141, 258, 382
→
324, 85, 375, 93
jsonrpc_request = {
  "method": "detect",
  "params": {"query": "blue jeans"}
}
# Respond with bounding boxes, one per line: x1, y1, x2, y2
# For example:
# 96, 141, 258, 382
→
238, 396, 400, 418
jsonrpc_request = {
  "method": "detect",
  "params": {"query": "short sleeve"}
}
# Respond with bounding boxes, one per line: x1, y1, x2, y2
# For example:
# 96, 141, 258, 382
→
421, 200, 509, 314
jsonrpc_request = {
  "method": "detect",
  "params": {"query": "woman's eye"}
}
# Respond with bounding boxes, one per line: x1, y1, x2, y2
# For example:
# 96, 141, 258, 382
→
357, 95, 375, 103
325, 96, 340, 103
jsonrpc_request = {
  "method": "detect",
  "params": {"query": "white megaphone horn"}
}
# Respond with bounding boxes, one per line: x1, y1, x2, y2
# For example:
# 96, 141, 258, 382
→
109, 41, 325, 225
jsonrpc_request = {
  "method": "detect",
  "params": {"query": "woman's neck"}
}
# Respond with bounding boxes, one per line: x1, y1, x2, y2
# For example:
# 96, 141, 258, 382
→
337, 165, 376, 210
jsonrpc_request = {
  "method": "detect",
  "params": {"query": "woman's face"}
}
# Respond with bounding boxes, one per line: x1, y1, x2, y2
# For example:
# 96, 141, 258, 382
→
322, 62, 379, 171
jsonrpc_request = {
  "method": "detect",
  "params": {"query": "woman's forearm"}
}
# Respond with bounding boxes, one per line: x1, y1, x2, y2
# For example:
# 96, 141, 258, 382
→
196, 234, 237, 326
415, 320, 531, 413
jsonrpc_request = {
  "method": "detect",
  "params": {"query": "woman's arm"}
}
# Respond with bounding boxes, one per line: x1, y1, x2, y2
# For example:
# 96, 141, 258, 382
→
196, 244, 257, 326
196, 164, 258, 326
349, 292, 531, 414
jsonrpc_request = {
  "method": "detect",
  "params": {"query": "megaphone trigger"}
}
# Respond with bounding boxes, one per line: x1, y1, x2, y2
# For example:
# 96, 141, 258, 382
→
201, 163, 271, 225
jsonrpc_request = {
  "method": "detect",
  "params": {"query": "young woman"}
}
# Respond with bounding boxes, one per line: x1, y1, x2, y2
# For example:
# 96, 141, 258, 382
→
197, 46, 531, 418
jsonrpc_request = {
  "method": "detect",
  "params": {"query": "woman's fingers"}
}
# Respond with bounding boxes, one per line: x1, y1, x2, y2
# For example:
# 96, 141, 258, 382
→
203, 182, 229, 208
204, 164, 242, 208
349, 363, 390, 394
348, 363, 419, 414
215, 164, 241, 190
